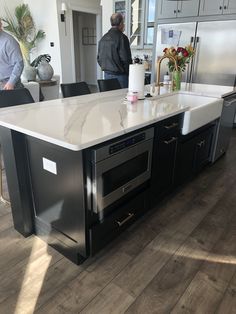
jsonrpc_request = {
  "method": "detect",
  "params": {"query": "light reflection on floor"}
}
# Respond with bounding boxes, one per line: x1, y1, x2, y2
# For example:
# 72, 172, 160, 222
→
14, 238, 52, 314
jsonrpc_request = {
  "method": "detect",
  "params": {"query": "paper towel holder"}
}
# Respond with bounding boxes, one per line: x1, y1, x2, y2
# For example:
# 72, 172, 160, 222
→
128, 62, 145, 100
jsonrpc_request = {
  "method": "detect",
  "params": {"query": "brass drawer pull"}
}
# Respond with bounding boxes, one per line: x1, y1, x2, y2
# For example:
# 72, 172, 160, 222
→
164, 137, 177, 145
116, 212, 134, 227
164, 122, 178, 130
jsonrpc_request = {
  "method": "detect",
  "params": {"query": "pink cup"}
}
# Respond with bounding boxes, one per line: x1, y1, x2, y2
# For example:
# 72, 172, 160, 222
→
127, 92, 138, 103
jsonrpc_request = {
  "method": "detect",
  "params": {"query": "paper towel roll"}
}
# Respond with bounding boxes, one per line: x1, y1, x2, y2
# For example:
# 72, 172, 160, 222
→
128, 63, 145, 99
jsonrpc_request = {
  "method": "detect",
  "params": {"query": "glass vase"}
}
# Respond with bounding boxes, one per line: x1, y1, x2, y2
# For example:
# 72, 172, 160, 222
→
172, 70, 182, 91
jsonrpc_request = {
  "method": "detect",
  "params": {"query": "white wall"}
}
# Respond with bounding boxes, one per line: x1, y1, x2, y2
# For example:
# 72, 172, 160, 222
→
100, 0, 113, 35
0, 0, 22, 17
1, 0, 101, 84
23, 0, 62, 80
58, 0, 101, 83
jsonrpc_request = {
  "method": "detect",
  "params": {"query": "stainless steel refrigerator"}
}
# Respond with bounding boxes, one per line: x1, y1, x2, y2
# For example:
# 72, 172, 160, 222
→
154, 20, 236, 87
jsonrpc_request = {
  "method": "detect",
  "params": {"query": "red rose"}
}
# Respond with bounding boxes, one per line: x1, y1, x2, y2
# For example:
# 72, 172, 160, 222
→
183, 50, 189, 57
163, 48, 168, 53
177, 47, 183, 53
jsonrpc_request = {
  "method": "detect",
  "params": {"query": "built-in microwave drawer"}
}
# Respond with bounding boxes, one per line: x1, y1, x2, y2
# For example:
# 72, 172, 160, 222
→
90, 128, 154, 214
157, 114, 183, 138
89, 189, 148, 256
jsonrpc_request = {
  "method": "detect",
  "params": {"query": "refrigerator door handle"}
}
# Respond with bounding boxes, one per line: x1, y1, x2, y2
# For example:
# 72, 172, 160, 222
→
189, 37, 200, 83
186, 36, 198, 83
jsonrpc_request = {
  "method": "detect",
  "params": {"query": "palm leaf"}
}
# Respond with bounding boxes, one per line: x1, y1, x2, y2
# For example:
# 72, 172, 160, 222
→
1, 4, 45, 63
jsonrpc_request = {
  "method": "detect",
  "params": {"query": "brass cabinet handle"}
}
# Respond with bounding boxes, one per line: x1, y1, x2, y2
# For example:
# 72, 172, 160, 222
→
164, 122, 178, 130
116, 212, 134, 227
164, 137, 177, 145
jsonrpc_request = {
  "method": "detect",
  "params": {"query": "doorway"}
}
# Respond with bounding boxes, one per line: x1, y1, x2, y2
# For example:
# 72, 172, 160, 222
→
72, 11, 98, 91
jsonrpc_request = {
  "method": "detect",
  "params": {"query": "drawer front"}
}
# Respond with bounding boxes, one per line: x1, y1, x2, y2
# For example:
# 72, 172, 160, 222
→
157, 114, 183, 138
89, 190, 148, 255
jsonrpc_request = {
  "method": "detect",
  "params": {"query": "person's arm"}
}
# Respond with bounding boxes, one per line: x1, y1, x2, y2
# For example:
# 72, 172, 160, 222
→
5, 38, 24, 88
118, 34, 132, 74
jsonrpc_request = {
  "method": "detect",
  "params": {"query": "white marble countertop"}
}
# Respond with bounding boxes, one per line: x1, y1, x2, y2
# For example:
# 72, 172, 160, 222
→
0, 83, 234, 151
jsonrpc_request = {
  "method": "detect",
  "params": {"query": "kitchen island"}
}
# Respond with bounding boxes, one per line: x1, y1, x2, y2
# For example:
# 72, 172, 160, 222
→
0, 84, 234, 263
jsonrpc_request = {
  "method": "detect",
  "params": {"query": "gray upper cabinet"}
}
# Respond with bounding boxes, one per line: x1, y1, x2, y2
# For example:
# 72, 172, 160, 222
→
157, 0, 177, 19
177, 1, 200, 18
199, 0, 236, 16
224, 0, 236, 14
157, 0, 200, 19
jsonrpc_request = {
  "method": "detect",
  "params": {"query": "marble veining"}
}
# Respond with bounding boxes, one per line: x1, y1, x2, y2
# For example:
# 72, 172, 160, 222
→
0, 84, 234, 151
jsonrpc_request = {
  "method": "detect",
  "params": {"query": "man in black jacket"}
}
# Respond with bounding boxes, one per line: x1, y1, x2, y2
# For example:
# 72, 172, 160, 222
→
97, 13, 132, 88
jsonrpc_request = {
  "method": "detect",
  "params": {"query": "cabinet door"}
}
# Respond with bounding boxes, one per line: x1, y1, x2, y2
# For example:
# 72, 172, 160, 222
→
174, 136, 196, 186
199, 0, 224, 15
129, 0, 145, 48
224, 0, 236, 14
194, 126, 214, 172
177, 0, 200, 18
151, 135, 178, 198
157, 0, 177, 19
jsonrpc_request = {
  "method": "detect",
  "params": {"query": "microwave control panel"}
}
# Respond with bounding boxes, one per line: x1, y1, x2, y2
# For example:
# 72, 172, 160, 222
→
109, 133, 146, 155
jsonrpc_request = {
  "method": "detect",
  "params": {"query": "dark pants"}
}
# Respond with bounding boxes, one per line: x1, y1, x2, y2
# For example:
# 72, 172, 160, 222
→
104, 72, 128, 89
0, 79, 24, 90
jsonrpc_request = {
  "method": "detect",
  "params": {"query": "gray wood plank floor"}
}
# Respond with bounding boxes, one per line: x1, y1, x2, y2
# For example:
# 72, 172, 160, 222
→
0, 129, 236, 314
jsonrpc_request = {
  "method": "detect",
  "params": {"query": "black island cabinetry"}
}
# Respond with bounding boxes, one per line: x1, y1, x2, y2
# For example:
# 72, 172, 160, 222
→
0, 111, 222, 264
150, 114, 182, 206
174, 122, 216, 186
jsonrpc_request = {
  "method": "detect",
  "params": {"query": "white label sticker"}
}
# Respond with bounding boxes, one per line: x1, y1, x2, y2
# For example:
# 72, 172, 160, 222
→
42, 157, 57, 175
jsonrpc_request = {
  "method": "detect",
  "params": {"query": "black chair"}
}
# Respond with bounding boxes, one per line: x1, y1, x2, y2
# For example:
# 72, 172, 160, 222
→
0, 88, 34, 107
0, 88, 34, 204
97, 79, 121, 92
61, 81, 91, 98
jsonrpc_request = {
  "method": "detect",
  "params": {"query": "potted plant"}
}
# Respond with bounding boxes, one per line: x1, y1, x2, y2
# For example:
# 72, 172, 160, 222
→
1, 4, 45, 80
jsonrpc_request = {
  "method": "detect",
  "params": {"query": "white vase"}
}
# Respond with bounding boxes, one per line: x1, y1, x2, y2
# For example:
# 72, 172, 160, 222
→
21, 64, 37, 82
37, 60, 54, 81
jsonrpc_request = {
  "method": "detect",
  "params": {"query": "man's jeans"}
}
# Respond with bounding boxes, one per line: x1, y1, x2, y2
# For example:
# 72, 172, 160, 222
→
104, 72, 128, 89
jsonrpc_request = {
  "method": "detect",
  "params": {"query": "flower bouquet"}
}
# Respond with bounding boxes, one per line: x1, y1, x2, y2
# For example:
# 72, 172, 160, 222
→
163, 45, 195, 90
163, 45, 195, 72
